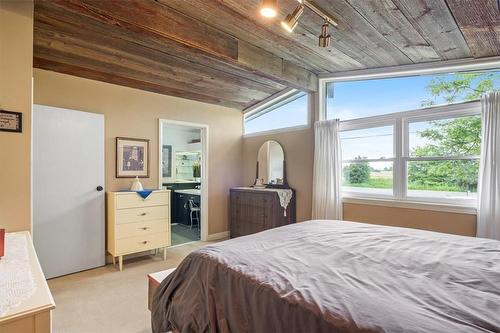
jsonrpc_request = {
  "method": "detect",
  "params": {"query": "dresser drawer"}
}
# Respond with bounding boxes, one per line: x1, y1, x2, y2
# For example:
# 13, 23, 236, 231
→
116, 232, 169, 255
115, 191, 169, 209
115, 206, 169, 224
115, 219, 168, 239
229, 188, 296, 239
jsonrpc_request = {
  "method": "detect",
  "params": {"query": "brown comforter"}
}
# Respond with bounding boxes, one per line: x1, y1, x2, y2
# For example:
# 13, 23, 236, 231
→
152, 220, 500, 333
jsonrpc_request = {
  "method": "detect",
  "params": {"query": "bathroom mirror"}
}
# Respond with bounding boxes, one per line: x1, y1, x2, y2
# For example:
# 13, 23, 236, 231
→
256, 140, 288, 188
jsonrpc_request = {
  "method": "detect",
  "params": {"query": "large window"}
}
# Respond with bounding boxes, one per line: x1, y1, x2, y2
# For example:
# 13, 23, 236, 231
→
406, 115, 480, 200
325, 70, 500, 206
341, 125, 394, 196
338, 104, 481, 205
244, 90, 308, 135
327, 70, 500, 121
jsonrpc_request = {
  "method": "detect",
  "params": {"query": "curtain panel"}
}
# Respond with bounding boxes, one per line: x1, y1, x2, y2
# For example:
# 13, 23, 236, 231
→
477, 91, 500, 240
312, 119, 342, 220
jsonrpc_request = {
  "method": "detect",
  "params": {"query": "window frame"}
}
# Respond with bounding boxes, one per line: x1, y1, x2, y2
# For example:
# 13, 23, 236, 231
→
243, 88, 311, 137
340, 120, 396, 200
339, 101, 481, 206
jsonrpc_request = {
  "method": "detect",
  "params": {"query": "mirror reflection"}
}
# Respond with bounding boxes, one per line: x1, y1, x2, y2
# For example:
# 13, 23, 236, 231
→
257, 140, 285, 186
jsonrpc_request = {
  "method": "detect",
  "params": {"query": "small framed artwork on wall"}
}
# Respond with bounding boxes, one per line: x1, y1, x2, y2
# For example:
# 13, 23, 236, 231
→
116, 137, 150, 178
0, 110, 22, 133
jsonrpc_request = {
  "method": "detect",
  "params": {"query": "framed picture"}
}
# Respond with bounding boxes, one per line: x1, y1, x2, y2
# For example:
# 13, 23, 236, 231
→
116, 137, 150, 178
0, 110, 22, 133
162, 145, 172, 178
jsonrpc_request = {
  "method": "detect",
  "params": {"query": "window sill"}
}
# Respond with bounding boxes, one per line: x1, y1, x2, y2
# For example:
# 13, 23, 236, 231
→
342, 196, 477, 215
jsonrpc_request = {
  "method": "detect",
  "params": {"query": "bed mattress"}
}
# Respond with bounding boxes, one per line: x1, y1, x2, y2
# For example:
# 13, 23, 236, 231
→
152, 220, 500, 333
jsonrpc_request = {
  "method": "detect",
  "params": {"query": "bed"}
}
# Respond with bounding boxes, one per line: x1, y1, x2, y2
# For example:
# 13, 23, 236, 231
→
151, 220, 500, 333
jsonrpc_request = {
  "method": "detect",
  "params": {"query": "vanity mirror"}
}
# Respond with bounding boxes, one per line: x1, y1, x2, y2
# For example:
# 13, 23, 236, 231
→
255, 140, 288, 188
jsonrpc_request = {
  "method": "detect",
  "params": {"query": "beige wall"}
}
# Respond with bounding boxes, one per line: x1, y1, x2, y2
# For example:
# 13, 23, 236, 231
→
34, 69, 243, 235
0, 1, 33, 232
344, 203, 476, 237
243, 128, 314, 222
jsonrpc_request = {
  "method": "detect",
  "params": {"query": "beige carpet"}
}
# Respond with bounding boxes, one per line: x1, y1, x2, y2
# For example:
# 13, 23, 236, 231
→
47, 241, 214, 333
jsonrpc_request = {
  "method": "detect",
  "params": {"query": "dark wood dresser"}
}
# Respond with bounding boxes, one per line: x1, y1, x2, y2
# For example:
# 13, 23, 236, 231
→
230, 187, 296, 238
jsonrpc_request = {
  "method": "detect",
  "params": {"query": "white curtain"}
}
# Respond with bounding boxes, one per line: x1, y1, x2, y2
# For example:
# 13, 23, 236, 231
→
312, 119, 342, 220
477, 91, 500, 240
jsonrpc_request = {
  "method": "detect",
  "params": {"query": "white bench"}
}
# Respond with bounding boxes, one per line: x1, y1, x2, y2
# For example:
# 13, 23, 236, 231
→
147, 268, 176, 310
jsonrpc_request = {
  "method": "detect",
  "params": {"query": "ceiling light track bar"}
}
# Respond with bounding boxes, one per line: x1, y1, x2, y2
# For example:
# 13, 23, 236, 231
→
301, 0, 338, 27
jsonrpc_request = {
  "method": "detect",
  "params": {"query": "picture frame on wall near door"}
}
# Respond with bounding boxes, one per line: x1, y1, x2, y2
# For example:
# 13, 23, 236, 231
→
0, 110, 22, 133
116, 137, 150, 178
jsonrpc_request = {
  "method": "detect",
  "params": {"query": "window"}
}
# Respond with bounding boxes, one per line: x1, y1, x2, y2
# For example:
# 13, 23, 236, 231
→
338, 103, 481, 205
406, 115, 480, 201
326, 69, 500, 206
341, 126, 394, 196
326, 70, 500, 121
244, 90, 308, 135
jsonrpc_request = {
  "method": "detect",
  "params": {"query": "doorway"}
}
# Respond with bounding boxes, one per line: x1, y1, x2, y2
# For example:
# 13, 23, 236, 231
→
159, 119, 209, 245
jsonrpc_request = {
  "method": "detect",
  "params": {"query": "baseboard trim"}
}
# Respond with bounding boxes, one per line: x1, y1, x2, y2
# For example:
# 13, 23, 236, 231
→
206, 231, 230, 241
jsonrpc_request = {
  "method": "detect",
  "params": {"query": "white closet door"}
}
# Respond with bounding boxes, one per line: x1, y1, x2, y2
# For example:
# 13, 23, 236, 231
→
33, 104, 105, 279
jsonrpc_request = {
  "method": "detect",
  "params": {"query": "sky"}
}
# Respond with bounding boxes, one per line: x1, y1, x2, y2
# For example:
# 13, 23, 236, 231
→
327, 72, 498, 119
247, 71, 500, 135
245, 94, 308, 134
327, 75, 437, 120
246, 72, 499, 165
331, 72, 498, 165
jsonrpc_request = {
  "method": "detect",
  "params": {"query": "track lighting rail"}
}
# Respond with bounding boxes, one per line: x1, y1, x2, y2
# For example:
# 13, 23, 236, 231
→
301, 0, 338, 27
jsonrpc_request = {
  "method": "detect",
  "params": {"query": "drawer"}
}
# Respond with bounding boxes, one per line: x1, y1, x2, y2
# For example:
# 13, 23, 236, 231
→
230, 191, 273, 207
115, 191, 169, 209
115, 219, 168, 239
116, 232, 169, 255
115, 206, 169, 224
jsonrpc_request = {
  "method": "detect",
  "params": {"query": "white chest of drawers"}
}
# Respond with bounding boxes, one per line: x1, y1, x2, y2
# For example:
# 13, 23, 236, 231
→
107, 190, 171, 271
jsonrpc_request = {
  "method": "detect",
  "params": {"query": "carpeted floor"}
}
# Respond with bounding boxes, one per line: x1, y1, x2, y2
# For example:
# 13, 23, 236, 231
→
171, 224, 200, 246
47, 241, 214, 333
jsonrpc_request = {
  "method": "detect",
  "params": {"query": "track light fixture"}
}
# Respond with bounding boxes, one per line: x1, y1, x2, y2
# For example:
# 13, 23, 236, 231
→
260, 0, 278, 18
318, 20, 331, 47
260, 0, 337, 48
281, 4, 305, 33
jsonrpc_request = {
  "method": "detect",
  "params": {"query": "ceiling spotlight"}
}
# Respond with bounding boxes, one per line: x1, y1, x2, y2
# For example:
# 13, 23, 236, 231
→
260, 0, 278, 18
281, 4, 305, 32
318, 21, 331, 47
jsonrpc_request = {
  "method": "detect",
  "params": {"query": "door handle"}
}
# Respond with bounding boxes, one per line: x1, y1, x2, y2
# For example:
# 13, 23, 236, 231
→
96, 186, 103, 192
139, 212, 147, 216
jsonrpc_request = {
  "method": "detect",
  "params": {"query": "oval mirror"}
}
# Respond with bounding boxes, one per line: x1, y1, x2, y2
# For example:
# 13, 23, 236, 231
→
257, 140, 286, 186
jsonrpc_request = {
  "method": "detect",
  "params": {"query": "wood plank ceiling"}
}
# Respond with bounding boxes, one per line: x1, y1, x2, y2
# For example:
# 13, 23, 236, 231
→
33, 0, 500, 110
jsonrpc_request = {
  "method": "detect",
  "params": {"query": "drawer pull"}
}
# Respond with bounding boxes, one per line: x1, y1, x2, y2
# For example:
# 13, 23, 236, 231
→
140, 227, 150, 230
141, 241, 149, 244
139, 212, 148, 216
